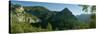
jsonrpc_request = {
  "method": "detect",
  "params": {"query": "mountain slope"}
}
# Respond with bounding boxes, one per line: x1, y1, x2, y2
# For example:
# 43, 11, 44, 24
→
50, 8, 79, 30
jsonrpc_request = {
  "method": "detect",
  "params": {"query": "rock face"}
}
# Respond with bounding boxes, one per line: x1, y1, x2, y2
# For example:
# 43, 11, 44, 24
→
11, 6, 41, 23
13, 6, 26, 22
15, 6, 24, 13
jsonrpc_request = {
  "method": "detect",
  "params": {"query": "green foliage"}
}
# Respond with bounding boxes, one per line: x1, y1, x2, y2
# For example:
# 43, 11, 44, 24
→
80, 5, 96, 28
81, 5, 89, 12
91, 6, 96, 12
10, 3, 95, 33
77, 21, 90, 29
89, 14, 96, 28
47, 23, 52, 31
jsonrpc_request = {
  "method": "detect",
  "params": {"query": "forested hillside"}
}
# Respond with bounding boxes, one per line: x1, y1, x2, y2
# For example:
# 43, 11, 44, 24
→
10, 3, 95, 33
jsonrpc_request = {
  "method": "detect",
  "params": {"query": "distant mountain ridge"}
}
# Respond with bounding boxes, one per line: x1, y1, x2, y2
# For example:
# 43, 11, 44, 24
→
76, 14, 91, 22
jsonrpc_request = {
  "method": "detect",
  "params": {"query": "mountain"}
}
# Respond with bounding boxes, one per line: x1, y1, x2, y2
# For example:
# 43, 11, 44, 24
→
25, 6, 50, 18
24, 7, 80, 30
76, 14, 91, 22
10, 3, 92, 33
50, 8, 79, 30
24, 6, 55, 28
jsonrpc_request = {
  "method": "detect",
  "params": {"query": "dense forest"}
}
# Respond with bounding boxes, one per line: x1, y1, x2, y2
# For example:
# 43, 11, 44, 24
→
9, 2, 96, 33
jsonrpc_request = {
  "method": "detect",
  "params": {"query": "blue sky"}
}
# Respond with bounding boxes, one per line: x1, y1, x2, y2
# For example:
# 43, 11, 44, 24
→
11, 1, 88, 16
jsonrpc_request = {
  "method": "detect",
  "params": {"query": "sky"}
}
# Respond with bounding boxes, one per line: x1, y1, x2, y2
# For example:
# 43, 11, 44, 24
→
10, 1, 90, 16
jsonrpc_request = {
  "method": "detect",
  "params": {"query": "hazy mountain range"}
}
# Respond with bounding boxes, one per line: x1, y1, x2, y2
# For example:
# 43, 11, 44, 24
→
76, 14, 91, 22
